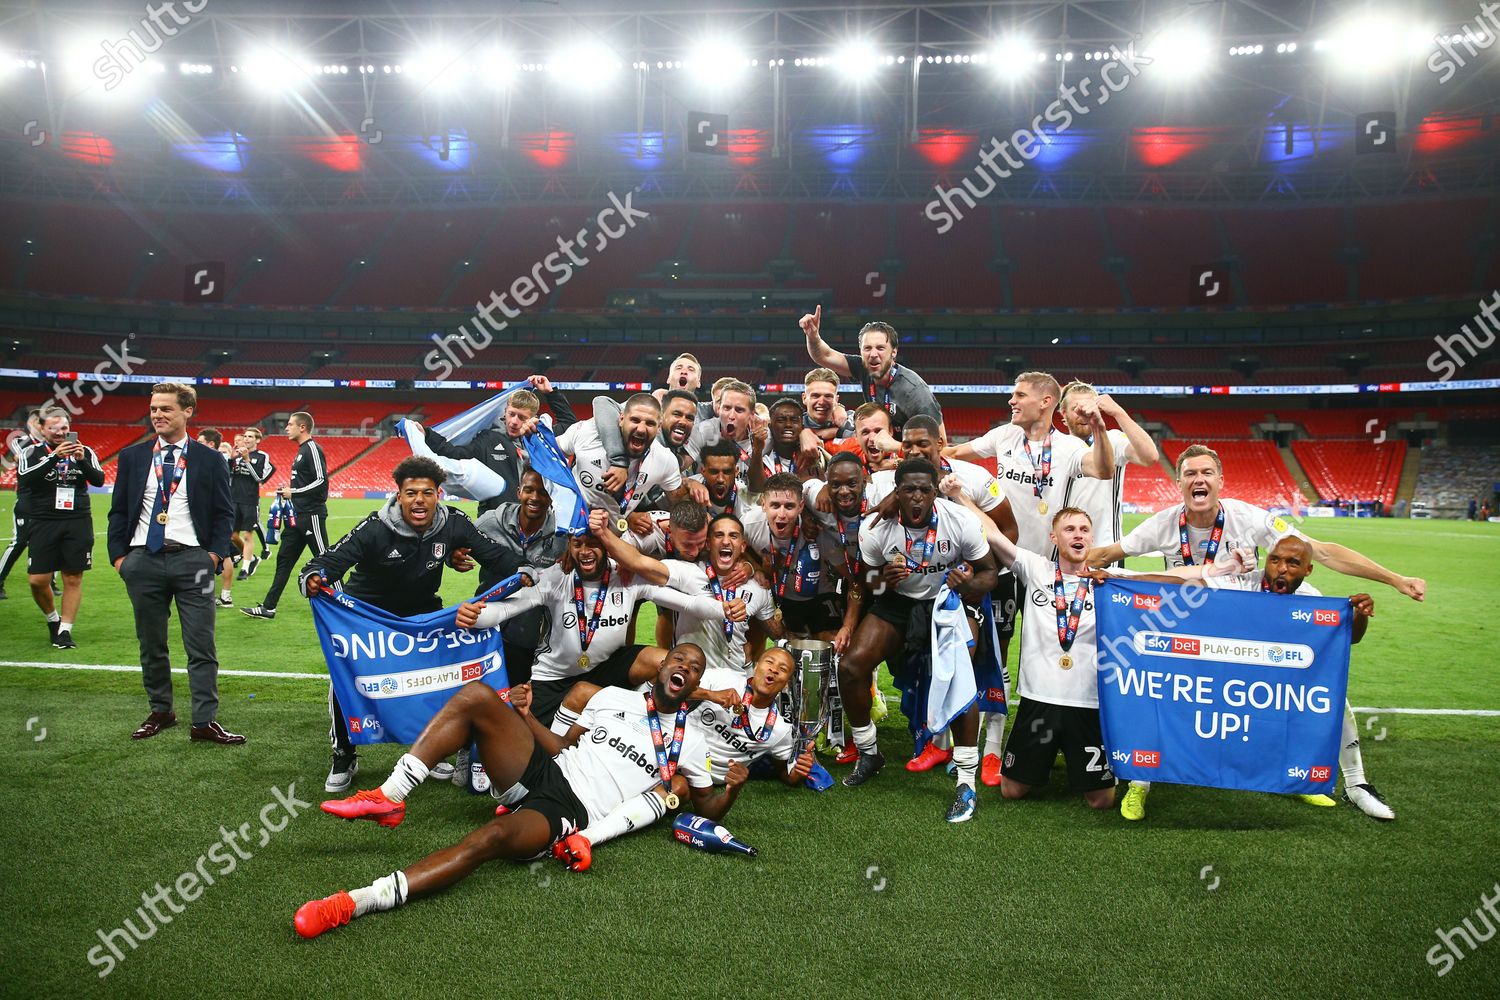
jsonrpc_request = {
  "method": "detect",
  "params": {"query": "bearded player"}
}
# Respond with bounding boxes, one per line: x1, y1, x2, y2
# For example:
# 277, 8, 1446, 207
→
295, 644, 722, 938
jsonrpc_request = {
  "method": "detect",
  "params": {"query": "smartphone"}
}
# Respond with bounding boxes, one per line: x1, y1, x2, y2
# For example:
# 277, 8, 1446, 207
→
65, 431, 79, 444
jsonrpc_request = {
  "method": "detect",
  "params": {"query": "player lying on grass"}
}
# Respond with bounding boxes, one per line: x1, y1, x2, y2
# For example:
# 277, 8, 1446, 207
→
1103, 535, 1392, 822
296, 644, 729, 940
546, 646, 818, 872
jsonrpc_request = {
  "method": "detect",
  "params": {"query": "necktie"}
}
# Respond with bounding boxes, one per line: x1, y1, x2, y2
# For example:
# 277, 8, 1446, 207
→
145, 445, 175, 553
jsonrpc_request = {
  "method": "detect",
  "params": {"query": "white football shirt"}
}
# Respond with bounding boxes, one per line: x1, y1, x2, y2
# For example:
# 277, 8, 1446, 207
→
685, 665, 797, 784
868, 457, 1004, 513
1058, 428, 1131, 549
557, 419, 682, 516
967, 424, 1089, 555
1120, 498, 1302, 569
554, 685, 713, 826
664, 562, 776, 673
475, 562, 725, 683
1012, 549, 1105, 709
858, 498, 988, 601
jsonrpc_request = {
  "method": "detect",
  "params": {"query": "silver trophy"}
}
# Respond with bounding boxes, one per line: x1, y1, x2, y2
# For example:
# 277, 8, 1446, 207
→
783, 638, 835, 759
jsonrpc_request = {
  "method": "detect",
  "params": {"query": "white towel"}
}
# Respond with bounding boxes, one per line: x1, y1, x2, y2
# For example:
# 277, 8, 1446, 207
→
924, 585, 978, 740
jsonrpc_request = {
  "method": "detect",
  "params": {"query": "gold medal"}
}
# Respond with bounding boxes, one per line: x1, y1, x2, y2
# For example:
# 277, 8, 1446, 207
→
664, 792, 679, 810
1038, 501, 1049, 516
1059, 653, 1073, 669
850, 584, 864, 601
616, 517, 629, 533
577, 653, 590, 669
156, 512, 170, 525
773, 606, 783, 622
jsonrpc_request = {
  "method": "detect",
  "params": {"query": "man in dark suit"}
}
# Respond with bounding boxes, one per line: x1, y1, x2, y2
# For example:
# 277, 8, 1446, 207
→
108, 382, 244, 745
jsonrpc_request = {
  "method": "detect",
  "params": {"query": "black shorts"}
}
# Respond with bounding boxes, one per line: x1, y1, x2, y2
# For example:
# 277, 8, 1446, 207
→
511, 739, 589, 842
991, 571, 1020, 640
528, 643, 646, 727
865, 590, 922, 632
233, 501, 260, 533
779, 595, 843, 636
1002, 698, 1116, 793
27, 518, 93, 574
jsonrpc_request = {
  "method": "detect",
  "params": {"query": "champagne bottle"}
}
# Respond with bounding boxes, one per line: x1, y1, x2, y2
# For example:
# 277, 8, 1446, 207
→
670, 814, 757, 857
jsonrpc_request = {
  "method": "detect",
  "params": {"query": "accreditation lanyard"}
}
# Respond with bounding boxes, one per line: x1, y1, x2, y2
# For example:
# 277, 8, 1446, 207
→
572, 567, 611, 655
733, 683, 777, 742
618, 459, 643, 516
1053, 566, 1090, 652
1024, 431, 1052, 500
866, 367, 898, 410
643, 688, 689, 785
903, 509, 938, 572
704, 562, 736, 640
153, 441, 188, 512
1179, 504, 1225, 566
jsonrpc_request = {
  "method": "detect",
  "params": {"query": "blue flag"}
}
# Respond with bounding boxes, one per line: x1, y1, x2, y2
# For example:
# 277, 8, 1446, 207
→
397, 387, 588, 533
1095, 578, 1352, 795
309, 575, 528, 745
896, 593, 1008, 754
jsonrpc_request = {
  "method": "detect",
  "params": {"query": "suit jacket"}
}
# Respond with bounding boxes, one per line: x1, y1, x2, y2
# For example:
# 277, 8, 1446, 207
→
108, 438, 234, 564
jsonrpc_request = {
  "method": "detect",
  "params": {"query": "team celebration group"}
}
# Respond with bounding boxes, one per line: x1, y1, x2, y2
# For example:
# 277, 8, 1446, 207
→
3, 309, 1429, 940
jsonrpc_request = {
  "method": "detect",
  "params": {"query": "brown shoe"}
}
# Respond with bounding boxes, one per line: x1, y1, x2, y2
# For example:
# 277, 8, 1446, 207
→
190, 721, 247, 745
131, 711, 177, 740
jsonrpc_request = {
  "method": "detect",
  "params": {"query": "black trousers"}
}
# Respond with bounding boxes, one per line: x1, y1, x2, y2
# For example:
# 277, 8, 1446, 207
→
261, 509, 329, 611
120, 546, 222, 725
0, 510, 31, 585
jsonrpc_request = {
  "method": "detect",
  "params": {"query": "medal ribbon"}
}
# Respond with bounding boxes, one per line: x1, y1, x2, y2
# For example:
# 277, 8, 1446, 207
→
618, 459, 643, 516
1178, 504, 1225, 566
572, 566, 611, 655
1053, 566, 1090, 652
153, 440, 188, 514
732, 682, 777, 742
866, 365, 899, 410
903, 508, 938, 572
836, 498, 868, 580
643, 688, 689, 785
774, 531, 806, 598
704, 562, 737, 640
1024, 431, 1052, 500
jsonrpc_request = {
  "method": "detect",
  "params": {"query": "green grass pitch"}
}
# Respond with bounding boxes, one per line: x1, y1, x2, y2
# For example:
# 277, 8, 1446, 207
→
1, 500, 1497, 998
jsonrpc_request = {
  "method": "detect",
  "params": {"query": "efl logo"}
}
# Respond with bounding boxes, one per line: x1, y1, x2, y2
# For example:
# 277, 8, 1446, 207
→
461, 660, 485, 682
1310, 765, 1332, 783
1133, 594, 1161, 610
1133, 750, 1161, 768
1313, 609, 1342, 626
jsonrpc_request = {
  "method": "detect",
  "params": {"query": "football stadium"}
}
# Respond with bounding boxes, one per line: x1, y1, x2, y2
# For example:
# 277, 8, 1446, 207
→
1, 0, 1497, 996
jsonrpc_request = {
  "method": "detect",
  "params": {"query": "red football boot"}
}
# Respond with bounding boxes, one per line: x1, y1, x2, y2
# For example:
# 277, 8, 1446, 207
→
905, 743, 953, 772
980, 753, 1003, 787
293, 890, 355, 940
320, 788, 406, 828
552, 833, 593, 872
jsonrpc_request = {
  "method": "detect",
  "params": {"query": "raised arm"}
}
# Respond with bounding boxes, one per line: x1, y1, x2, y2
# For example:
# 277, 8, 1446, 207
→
800, 304, 851, 377
939, 475, 1020, 571
1072, 398, 1115, 480
1097, 394, 1159, 467
1304, 537, 1426, 602
588, 509, 670, 585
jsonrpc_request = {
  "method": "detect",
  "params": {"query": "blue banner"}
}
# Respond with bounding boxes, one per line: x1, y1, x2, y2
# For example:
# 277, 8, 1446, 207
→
309, 577, 526, 745
1095, 579, 1352, 795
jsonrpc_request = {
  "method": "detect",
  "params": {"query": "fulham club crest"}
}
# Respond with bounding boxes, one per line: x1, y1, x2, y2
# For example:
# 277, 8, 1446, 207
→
432, 542, 445, 560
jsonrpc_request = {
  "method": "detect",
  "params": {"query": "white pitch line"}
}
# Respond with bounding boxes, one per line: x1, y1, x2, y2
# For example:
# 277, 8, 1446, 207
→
0, 660, 327, 680
1, 661, 1498, 716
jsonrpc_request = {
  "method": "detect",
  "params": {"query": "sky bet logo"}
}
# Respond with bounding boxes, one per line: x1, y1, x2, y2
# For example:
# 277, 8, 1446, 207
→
1134, 594, 1161, 610
1112, 748, 1160, 768
1288, 764, 1333, 782
1291, 607, 1342, 626
1142, 634, 1200, 656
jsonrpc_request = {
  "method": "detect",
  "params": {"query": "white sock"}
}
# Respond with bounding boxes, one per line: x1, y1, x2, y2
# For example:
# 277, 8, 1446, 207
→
983, 711, 1007, 756
934, 730, 952, 750
953, 745, 978, 788
852, 723, 879, 755
379, 753, 430, 803
1131, 780, 1151, 793
551, 706, 581, 737
59, 620, 73, 632
349, 870, 408, 918
221, 589, 232, 600
583, 791, 667, 848
1339, 701, 1366, 787
46, 611, 60, 623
